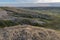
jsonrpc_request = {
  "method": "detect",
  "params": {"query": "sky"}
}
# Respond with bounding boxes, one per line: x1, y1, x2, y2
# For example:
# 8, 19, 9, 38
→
0, 0, 60, 3
0, 0, 60, 7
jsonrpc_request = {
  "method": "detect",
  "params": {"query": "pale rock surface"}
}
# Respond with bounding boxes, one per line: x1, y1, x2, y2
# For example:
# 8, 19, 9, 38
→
0, 25, 60, 40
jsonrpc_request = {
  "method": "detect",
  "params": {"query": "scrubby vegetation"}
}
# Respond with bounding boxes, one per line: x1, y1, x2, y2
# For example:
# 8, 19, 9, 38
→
0, 7, 60, 40
0, 25, 60, 40
0, 20, 19, 28
0, 7, 60, 30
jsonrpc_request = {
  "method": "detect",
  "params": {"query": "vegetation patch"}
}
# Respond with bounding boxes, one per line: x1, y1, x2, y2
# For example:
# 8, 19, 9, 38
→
0, 20, 19, 28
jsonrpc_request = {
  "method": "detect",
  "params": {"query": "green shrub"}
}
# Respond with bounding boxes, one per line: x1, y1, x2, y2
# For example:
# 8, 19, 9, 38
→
0, 20, 19, 28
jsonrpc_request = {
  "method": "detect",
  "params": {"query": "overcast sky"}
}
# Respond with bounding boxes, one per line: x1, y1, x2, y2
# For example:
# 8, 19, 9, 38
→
0, 0, 60, 7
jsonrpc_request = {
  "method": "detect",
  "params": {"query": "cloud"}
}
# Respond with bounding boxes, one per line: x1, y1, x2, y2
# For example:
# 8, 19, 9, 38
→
0, 0, 60, 3
0, 0, 60, 7
16, 0, 60, 3
16, 0, 40, 3
38, 0, 60, 3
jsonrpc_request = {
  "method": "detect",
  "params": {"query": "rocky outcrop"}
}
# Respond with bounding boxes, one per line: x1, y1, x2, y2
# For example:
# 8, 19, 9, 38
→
0, 8, 8, 19
0, 25, 60, 40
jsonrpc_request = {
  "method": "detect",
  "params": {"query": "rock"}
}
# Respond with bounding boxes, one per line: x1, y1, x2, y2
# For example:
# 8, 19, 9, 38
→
0, 8, 8, 19
0, 25, 60, 40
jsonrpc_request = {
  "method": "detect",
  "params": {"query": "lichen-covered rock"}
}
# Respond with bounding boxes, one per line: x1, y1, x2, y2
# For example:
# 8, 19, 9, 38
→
0, 25, 60, 40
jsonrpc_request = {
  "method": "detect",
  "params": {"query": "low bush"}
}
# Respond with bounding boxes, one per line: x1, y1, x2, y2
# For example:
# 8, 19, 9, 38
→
0, 20, 19, 28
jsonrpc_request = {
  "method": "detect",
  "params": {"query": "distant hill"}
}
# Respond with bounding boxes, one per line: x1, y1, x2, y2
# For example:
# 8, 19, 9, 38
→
0, 7, 59, 30
0, 3, 60, 7
23, 3, 60, 7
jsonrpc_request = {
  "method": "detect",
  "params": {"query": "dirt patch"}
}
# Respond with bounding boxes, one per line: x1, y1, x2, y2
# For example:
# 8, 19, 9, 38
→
0, 25, 60, 40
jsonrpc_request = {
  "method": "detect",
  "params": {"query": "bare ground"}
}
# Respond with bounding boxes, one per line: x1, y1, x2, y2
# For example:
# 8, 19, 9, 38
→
0, 25, 60, 40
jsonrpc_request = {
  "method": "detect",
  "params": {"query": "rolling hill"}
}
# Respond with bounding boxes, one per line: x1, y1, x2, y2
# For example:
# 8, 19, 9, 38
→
0, 7, 59, 30
0, 7, 60, 40
0, 25, 60, 40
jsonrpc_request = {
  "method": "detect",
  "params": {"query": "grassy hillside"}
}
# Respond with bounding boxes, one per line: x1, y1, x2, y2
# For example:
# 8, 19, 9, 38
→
0, 7, 60, 30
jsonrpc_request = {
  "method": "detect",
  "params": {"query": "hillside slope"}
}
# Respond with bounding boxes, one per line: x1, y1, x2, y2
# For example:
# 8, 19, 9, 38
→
0, 7, 60, 40
0, 25, 60, 40
0, 7, 60, 30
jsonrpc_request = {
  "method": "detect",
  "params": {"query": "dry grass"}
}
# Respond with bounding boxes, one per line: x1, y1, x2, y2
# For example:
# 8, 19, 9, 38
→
0, 25, 60, 40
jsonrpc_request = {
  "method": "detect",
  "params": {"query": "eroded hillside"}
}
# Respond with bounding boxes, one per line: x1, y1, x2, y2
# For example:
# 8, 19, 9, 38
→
0, 25, 60, 40
0, 7, 59, 30
0, 7, 60, 40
